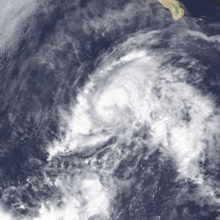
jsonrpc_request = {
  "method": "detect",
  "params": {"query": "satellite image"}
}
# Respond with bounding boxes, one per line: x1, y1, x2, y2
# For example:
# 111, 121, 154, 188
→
1, 0, 220, 219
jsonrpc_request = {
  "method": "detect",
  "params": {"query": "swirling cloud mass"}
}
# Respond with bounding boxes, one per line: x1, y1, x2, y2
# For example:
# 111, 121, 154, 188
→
1, 0, 220, 219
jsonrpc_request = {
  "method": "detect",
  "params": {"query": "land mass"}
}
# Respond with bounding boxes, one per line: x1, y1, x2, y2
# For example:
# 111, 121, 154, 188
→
158, 0, 184, 20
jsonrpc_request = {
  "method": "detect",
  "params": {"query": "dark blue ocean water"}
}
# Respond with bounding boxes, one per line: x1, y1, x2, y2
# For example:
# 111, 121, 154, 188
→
181, 0, 220, 20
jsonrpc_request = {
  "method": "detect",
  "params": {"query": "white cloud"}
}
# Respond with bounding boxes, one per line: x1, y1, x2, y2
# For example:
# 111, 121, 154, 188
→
0, 0, 38, 50
35, 172, 111, 220
0, 207, 13, 220
47, 44, 220, 184
187, 30, 220, 43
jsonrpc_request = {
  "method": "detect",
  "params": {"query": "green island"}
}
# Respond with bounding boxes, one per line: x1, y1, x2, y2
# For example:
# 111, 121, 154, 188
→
158, 0, 184, 20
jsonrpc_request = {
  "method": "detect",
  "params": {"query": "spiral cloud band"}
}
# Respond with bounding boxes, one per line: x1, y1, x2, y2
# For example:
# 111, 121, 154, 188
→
45, 31, 220, 219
